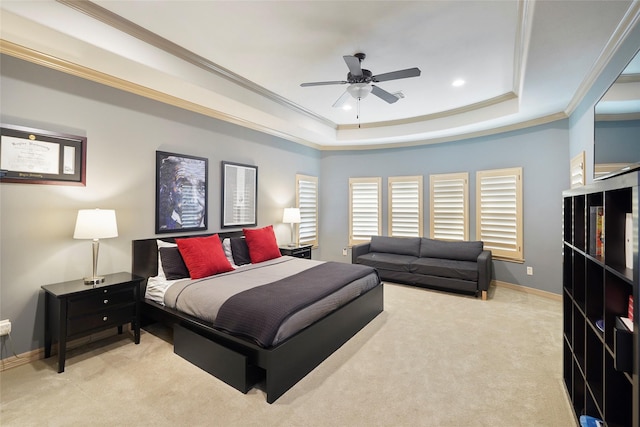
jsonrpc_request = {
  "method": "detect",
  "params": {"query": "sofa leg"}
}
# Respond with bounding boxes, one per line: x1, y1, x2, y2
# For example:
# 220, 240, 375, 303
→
481, 290, 487, 301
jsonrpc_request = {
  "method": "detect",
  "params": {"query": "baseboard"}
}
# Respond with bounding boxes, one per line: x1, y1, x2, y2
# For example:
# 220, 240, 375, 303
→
0, 347, 45, 371
0, 326, 131, 372
493, 280, 562, 301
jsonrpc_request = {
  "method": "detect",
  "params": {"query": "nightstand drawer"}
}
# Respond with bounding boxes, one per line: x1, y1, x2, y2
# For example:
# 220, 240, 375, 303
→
67, 304, 136, 336
67, 285, 135, 317
279, 245, 312, 259
292, 249, 311, 259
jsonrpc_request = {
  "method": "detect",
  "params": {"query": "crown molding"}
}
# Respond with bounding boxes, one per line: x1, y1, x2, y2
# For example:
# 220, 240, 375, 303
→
55, 0, 335, 129
513, 0, 535, 97
565, 1, 640, 115
324, 112, 567, 151
617, 73, 640, 83
595, 112, 640, 121
0, 39, 323, 151
337, 92, 518, 131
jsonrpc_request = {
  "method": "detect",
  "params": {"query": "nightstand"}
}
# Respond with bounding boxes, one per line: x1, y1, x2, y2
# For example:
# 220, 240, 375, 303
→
41, 272, 143, 373
279, 244, 313, 259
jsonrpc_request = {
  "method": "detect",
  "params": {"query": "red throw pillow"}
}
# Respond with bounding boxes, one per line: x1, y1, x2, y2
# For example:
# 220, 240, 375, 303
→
243, 225, 282, 263
176, 234, 234, 279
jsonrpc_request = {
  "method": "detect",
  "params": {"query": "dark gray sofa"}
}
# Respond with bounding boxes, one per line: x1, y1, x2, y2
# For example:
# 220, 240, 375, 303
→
352, 236, 492, 300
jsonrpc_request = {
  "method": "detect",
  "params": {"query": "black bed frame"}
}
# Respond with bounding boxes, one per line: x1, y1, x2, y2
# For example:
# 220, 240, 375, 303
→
132, 232, 384, 403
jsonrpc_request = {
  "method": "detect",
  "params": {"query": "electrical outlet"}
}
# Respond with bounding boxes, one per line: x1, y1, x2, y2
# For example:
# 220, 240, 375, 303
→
342, 247, 348, 256
0, 319, 11, 336
526, 266, 533, 276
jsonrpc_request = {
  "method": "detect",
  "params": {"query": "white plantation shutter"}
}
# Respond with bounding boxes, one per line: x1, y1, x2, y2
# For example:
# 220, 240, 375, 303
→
476, 167, 523, 261
388, 176, 423, 237
570, 152, 585, 188
296, 174, 318, 247
349, 177, 382, 246
430, 173, 468, 241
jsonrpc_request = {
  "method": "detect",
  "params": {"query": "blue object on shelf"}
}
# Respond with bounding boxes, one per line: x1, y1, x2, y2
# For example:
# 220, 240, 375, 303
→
595, 319, 604, 332
579, 415, 603, 427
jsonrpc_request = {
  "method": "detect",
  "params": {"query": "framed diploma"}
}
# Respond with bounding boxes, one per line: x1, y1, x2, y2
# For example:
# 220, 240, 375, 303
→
0, 124, 86, 185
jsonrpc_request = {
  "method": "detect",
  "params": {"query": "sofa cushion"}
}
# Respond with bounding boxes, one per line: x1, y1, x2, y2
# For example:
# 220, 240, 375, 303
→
410, 257, 479, 281
370, 236, 421, 257
356, 252, 418, 273
420, 238, 483, 261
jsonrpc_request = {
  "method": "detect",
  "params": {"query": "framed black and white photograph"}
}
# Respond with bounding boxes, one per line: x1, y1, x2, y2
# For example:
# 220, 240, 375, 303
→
156, 151, 208, 233
221, 161, 257, 228
0, 124, 86, 186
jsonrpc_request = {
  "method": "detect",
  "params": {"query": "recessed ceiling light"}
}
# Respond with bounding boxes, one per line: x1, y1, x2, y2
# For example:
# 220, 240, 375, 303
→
452, 79, 465, 87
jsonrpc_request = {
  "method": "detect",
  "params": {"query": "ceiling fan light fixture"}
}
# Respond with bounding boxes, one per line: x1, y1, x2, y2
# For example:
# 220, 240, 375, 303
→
347, 83, 372, 99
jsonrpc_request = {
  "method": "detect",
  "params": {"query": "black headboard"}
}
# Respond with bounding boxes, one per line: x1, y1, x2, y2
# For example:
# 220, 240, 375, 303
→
132, 231, 244, 280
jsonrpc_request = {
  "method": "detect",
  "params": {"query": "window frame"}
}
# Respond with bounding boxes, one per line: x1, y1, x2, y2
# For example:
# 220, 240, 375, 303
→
476, 167, 523, 262
349, 177, 382, 246
388, 175, 423, 237
295, 174, 318, 248
570, 151, 585, 188
429, 172, 469, 241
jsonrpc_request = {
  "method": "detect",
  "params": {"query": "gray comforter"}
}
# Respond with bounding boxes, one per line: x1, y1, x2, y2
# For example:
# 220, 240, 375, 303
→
163, 257, 380, 347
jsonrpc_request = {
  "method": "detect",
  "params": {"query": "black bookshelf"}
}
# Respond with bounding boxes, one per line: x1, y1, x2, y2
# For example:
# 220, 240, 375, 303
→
563, 171, 639, 427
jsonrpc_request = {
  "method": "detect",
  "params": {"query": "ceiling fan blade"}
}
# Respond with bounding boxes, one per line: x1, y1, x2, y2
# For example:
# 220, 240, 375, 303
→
301, 80, 348, 87
343, 55, 363, 77
332, 91, 351, 108
371, 85, 399, 104
372, 67, 421, 82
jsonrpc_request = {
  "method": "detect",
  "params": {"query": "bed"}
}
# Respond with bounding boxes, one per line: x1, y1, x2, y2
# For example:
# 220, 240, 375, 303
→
132, 230, 383, 403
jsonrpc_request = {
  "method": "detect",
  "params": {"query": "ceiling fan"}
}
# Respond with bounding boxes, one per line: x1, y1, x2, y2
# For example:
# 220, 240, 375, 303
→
300, 53, 421, 108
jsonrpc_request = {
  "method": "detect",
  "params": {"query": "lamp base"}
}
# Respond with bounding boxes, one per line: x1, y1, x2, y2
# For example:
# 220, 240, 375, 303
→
84, 276, 105, 285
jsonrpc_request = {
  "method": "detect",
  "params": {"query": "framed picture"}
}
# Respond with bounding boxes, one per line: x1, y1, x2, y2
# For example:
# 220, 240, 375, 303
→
156, 151, 208, 233
221, 161, 257, 228
0, 124, 86, 185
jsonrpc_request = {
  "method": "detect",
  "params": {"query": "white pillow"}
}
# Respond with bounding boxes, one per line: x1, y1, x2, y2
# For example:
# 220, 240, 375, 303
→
156, 239, 178, 279
222, 238, 239, 268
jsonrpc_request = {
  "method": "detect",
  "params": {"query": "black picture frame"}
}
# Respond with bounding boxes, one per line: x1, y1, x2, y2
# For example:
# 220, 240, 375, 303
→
156, 151, 208, 234
221, 161, 257, 228
0, 124, 86, 186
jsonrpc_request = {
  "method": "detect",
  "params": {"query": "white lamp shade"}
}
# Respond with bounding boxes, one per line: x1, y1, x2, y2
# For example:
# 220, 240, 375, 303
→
347, 83, 372, 99
73, 209, 118, 239
282, 207, 301, 224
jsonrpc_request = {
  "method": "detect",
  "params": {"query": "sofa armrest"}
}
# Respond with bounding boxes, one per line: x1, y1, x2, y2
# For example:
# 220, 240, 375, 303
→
477, 250, 492, 292
351, 242, 371, 264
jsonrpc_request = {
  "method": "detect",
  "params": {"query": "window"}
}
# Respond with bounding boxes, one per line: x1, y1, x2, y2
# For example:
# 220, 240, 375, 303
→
570, 151, 585, 188
349, 177, 382, 246
476, 167, 523, 262
430, 173, 468, 241
296, 174, 318, 247
388, 176, 423, 237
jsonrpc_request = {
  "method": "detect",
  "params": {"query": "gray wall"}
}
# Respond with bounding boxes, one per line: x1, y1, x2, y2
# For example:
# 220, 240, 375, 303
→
0, 55, 319, 357
594, 119, 640, 164
317, 122, 570, 295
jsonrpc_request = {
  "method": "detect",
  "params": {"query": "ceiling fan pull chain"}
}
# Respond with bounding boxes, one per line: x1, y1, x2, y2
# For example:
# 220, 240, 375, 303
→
357, 98, 361, 128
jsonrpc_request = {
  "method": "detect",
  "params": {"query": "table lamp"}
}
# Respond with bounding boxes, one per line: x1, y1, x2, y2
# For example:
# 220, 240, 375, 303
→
282, 207, 301, 247
73, 209, 118, 285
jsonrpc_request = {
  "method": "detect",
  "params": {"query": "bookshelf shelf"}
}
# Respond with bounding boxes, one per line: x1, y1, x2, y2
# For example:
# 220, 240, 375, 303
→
563, 171, 638, 427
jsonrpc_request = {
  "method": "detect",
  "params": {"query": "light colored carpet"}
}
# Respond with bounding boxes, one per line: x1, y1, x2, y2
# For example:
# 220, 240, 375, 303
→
0, 283, 575, 426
